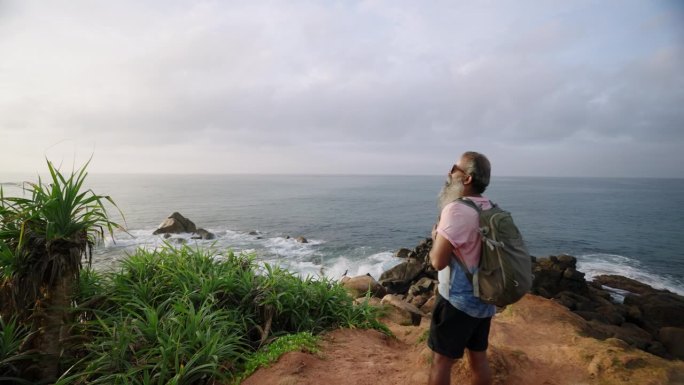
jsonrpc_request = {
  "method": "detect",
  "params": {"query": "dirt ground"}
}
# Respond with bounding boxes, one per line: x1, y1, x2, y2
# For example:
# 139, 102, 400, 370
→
241, 295, 684, 385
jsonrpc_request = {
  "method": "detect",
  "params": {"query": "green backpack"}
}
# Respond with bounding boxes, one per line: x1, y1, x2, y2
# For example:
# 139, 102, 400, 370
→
453, 198, 533, 307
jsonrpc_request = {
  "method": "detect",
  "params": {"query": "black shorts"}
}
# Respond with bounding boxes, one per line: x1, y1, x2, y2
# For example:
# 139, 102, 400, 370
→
427, 295, 492, 359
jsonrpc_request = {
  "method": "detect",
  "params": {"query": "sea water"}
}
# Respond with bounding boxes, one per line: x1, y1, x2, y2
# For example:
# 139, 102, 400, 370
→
1, 174, 682, 295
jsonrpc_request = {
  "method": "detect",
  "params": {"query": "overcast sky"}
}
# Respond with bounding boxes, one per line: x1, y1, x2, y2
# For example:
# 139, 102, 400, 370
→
1, 1, 682, 177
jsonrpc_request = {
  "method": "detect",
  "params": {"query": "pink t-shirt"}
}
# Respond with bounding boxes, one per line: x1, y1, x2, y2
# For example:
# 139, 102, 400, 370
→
437, 197, 493, 270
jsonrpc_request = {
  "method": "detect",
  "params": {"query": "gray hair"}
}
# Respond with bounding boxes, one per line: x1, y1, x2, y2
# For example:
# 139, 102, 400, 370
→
462, 151, 491, 194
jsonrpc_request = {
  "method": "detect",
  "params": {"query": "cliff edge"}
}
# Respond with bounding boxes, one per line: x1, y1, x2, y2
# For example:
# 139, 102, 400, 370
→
241, 294, 684, 385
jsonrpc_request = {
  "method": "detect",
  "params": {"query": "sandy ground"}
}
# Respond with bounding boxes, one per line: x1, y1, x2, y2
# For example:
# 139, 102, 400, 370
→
241, 295, 684, 385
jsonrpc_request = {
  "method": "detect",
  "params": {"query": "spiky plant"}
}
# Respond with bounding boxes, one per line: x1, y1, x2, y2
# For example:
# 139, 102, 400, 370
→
0, 158, 123, 381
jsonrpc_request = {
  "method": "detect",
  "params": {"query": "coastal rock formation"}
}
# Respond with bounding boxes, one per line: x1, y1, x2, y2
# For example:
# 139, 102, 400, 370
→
250, 238, 684, 384
532, 255, 684, 360
152, 212, 197, 234
342, 239, 684, 360
192, 228, 216, 240
243, 295, 684, 385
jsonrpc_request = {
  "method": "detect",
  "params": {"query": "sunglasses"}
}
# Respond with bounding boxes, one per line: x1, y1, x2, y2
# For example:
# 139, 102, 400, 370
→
450, 164, 467, 175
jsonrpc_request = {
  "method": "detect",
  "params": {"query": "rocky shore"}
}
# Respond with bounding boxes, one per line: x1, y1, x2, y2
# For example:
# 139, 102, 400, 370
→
341, 238, 684, 361
244, 237, 684, 384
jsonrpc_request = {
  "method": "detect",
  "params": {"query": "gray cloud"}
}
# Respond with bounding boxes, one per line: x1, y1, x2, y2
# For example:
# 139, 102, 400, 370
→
0, 0, 682, 176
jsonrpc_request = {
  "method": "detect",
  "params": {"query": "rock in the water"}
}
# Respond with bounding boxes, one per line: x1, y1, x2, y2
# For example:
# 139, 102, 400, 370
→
295, 236, 308, 243
153, 212, 197, 234
593, 275, 662, 296
192, 228, 216, 240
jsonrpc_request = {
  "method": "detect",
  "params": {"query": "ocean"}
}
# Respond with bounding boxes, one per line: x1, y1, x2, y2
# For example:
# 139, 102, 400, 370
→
1, 174, 683, 295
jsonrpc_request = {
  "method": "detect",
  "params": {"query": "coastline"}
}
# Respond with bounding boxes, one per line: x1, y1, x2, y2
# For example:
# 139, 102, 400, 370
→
243, 238, 684, 384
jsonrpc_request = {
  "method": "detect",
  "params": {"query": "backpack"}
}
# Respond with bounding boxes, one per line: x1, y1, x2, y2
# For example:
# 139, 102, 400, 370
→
452, 198, 532, 307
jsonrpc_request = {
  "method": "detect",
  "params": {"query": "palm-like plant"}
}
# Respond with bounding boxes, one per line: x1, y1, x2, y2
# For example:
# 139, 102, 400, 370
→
0, 158, 123, 381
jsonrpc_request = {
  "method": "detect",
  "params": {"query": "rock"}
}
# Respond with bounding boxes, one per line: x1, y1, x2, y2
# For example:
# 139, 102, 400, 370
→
248, 231, 259, 235
163, 233, 171, 239
624, 292, 684, 333
532, 255, 589, 298
408, 277, 436, 297
295, 236, 308, 243
380, 294, 424, 326
659, 327, 684, 359
379, 258, 425, 294
153, 212, 197, 234
593, 275, 665, 296
354, 297, 382, 307
588, 321, 653, 350
394, 248, 412, 259
420, 295, 437, 314
341, 275, 386, 299
192, 228, 216, 240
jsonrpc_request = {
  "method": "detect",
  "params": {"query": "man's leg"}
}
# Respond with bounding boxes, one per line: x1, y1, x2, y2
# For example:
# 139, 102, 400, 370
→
428, 351, 454, 385
467, 349, 491, 385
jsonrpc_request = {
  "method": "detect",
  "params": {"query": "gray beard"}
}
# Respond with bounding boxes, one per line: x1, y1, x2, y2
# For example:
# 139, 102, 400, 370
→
438, 175, 465, 210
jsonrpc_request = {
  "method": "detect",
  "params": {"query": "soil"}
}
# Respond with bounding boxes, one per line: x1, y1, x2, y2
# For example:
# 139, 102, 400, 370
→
241, 295, 684, 385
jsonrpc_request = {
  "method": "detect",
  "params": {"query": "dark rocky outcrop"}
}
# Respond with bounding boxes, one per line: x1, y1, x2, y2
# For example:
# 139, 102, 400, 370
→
153, 212, 197, 234
366, 239, 684, 361
379, 258, 425, 294
531, 254, 589, 298
532, 255, 684, 360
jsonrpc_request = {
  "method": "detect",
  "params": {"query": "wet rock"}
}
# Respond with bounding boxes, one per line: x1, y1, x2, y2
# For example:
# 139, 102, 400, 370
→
153, 212, 197, 234
192, 228, 216, 240
394, 248, 412, 259
593, 275, 664, 296
295, 236, 308, 243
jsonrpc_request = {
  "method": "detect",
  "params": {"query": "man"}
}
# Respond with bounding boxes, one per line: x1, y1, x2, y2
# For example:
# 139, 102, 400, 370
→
427, 151, 494, 385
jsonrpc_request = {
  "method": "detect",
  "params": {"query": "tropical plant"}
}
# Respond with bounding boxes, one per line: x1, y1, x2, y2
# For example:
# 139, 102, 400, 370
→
58, 245, 387, 384
0, 316, 36, 385
0, 158, 123, 381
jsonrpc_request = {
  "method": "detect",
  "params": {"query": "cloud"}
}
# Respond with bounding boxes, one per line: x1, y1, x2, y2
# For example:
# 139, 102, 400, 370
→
0, 0, 682, 176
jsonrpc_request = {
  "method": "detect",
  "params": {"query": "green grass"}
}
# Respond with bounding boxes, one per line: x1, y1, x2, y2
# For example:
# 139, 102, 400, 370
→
55, 245, 386, 384
236, 332, 319, 384
0, 316, 35, 385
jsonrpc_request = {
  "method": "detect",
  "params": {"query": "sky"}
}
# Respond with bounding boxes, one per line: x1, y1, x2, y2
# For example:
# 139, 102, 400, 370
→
1, 1, 683, 177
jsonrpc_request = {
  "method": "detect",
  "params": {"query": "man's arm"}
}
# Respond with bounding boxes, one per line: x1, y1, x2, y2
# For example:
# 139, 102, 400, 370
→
430, 232, 453, 271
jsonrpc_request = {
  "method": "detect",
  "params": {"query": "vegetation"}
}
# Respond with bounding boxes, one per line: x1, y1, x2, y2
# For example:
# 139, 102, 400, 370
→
0, 158, 123, 381
0, 160, 387, 384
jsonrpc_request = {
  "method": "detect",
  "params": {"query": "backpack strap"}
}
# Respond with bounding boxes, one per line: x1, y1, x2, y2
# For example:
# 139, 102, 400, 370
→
456, 197, 496, 212
449, 197, 493, 284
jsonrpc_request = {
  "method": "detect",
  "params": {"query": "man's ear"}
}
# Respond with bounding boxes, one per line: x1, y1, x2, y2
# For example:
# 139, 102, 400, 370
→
463, 174, 473, 185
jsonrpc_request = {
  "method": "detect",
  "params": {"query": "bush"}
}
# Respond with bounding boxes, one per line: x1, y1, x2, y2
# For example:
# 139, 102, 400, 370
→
57, 245, 386, 384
